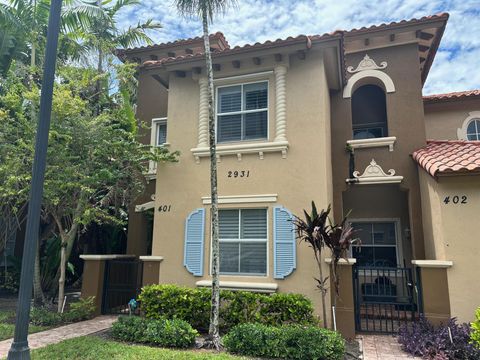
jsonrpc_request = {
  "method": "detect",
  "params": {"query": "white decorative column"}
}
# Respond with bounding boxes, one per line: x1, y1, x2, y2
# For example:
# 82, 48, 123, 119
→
274, 65, 287, 142
197, 77, 209, 148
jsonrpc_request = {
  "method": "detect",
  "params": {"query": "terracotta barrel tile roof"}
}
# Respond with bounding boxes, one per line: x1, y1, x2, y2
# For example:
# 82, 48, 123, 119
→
412, 140, 480, 177
423, 90, 480, 103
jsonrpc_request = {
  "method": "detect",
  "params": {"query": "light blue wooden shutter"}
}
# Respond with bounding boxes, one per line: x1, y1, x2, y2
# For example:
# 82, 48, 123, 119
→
273, 206, 296, 279
184, 208, 205, 276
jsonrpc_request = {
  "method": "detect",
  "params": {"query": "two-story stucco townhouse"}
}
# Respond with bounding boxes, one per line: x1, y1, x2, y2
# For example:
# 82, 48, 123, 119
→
80, 12, 480, 338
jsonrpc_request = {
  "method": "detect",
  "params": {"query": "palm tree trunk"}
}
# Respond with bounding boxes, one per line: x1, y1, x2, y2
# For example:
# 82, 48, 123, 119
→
202, 8, 220, 350
33, 237, 45, 306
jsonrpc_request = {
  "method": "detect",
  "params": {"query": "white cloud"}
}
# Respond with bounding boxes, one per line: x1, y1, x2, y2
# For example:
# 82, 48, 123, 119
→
116, 0, 480, 95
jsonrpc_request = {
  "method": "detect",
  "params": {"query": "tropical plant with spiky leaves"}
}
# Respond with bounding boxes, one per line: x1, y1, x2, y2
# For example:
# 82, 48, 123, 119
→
174, 0, 237, 350
293, 202, 331, 328
294, 202, 359, 329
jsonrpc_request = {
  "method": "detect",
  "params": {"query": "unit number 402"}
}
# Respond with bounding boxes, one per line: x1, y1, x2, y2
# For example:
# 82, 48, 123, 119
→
443, 196, 467, 205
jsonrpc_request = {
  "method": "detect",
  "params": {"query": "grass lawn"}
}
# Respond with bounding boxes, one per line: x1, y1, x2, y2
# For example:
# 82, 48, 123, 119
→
0, 310, 49, 341
30, 336, 250, 360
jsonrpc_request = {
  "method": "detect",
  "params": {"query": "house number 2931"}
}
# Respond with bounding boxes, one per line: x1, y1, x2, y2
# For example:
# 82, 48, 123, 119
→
228, 170, 250, 178
158, 205, 172, 212
443, 196, 467, 205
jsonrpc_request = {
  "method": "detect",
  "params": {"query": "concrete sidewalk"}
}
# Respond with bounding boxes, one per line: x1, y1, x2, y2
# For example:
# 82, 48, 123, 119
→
0, 315, 116, 358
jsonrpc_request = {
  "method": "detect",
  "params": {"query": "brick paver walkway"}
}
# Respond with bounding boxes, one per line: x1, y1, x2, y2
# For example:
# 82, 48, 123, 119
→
0, 315, 116, 358
359, 334, 421, 360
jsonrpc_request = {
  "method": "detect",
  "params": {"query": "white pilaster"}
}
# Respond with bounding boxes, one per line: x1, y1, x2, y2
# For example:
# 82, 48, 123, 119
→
274, 65, 287, 142
197, 77, 209, 148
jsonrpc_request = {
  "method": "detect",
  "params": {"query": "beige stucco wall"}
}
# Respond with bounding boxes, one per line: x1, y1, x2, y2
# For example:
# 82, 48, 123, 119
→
424, 98, 480, 140
418, 170, 480, 322
149, 50, 334, 322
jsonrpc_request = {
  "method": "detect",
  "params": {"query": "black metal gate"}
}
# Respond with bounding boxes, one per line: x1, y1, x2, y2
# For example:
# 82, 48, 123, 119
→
353, 266, 421, 333
102, 259, 143, 315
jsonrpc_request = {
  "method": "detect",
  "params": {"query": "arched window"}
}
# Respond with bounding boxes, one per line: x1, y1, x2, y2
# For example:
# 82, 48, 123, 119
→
466, 118, 480, 141
351, 84, 388, 139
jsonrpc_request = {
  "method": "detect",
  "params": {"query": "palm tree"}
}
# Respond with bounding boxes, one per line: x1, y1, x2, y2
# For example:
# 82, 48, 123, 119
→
78, 0, 161, 114
175, 0, 236, 350
0, 0, 102, 74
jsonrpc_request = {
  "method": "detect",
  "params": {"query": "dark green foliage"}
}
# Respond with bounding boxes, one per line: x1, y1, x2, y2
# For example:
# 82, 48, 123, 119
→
30, 307, 63, 327
30, 297, 96, 326
223, 323, 345, 360
139, 284, 316, 332
0, 269, 20, 293
111, 316, 198, 349
63, 297, 96, 322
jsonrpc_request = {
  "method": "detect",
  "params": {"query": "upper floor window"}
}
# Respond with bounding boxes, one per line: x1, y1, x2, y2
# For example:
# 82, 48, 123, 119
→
152, 117, 167, 146
218, 208, 267, 276
352, 85, 388, 139
466, 118, 480, 141
216, 81, 268, 143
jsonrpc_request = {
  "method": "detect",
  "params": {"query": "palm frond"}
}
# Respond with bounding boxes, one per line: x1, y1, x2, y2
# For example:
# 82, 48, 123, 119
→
174, 0, 237, 23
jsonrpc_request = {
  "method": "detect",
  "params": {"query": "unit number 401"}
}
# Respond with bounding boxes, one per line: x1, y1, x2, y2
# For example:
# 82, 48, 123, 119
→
443, 196, 467, 204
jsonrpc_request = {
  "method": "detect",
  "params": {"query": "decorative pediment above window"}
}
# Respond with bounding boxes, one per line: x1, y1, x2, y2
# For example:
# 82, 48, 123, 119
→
347, 54, 387, 73
347, 159, 403, 184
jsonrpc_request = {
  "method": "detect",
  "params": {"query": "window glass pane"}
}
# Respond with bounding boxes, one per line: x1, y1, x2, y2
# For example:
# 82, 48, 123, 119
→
372, 223, 396, 245
219, 210, 239, 239
467, 120, 477, 134
241, 209, 267, 239
244, 82, 268, 110
351, 223, 373, 245
220, 242, 239, 273
373, 247, 397, 267
218, 114, 241, 142
353, 127, 384, 139
156, 123, 167, 145
244, 111, 267, 140
239, 242, 267, 274
218, 86, 241, 113
353, 246, 374, 266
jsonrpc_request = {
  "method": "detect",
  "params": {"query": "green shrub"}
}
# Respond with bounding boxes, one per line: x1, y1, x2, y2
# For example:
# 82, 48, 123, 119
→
471, 307, 480, 348
30, 307, 63, 327
63, 297, 96, 322
111, 316, 197, 348
139, 284, 316, 332
224, 323, 345, 360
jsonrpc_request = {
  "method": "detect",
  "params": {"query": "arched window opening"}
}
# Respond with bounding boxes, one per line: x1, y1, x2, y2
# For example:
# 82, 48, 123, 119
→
466, 119, 480, 141
351, 84, 388, 139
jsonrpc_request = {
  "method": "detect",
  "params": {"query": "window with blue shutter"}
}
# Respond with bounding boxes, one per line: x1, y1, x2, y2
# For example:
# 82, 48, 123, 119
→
184, 208, 205, 276
218, 209, 267, 276
273, 206, 296, 279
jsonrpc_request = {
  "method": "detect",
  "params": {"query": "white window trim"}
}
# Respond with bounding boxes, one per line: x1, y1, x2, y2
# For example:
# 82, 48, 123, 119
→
210, 207, 269, 278
202, 194, 278, 205
192, 68, 289, 163
215, 80, 270, 144
343, 69, 395, 98
148, 117, 169, 174
457, 111, 480, 140
348, 218, 404, 268
196, 280, 278, 293
346, 136, 396, 153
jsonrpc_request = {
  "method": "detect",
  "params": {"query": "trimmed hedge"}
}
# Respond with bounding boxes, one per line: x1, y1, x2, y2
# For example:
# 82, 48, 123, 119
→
138, 284, 316, 332
223, 323, 345, 360
30, 297, 96, 327
111, 316, 198, 348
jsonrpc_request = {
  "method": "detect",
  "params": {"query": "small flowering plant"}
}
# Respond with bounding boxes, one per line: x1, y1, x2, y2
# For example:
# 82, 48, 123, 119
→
128, 298, 138, 316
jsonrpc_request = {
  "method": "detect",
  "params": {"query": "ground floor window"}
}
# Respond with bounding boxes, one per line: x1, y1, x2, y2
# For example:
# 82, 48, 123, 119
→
218, 208, 267, 275
351, 221, 398, 267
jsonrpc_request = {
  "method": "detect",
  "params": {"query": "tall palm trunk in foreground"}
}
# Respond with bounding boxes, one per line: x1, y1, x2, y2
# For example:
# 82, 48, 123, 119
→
175, 0, 236, 350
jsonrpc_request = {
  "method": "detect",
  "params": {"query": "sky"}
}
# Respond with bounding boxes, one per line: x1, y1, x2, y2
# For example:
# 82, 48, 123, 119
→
116, 0, 480, 95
